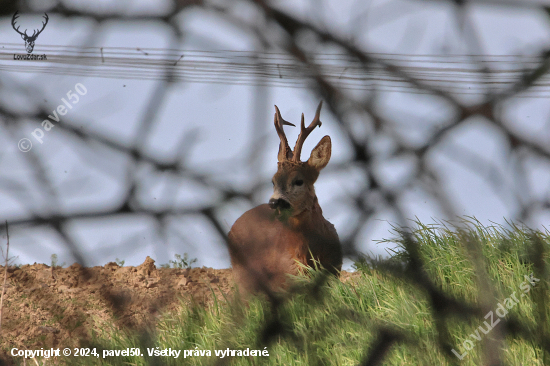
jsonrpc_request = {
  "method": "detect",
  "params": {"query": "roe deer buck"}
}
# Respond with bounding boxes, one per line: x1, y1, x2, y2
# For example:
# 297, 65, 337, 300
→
228, 101, 342, 293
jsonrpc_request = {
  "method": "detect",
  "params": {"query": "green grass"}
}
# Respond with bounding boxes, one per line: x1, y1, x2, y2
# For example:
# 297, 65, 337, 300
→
58, 220, 550, 365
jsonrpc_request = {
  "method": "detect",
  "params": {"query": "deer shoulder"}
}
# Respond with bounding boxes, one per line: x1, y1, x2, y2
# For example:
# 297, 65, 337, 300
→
228, 102, 342, 294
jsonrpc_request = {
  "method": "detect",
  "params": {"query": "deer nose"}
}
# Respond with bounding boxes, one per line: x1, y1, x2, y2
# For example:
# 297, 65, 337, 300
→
269, 198, 291, 210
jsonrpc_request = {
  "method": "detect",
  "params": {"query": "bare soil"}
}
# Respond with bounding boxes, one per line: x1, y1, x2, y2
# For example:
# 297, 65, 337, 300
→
0, 256, 357, 365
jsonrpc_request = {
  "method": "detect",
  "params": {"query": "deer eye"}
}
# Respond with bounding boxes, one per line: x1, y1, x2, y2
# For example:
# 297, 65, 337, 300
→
294, 179, 304, 186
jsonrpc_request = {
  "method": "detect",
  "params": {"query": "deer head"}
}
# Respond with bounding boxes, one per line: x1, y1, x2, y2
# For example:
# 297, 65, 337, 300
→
12, 11, 49, 54
269, 101, 332, 219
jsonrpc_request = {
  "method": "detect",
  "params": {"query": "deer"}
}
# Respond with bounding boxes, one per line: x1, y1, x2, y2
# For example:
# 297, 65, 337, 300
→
228, 101, 342, 294
11, 11, 49, 54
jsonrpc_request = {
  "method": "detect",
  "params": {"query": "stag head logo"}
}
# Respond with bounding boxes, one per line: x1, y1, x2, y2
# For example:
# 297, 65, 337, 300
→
11, 11, 49, 54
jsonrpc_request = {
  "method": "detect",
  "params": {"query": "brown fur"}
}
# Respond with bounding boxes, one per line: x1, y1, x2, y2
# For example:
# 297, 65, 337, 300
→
228, 103, 342, 294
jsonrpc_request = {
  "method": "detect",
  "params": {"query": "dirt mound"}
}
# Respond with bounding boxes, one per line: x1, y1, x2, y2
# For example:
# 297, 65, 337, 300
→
0, 257, 357, 364
0, 257, 234, 363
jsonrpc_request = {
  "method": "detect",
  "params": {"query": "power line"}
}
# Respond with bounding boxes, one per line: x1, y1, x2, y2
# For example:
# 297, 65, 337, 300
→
2, 43, 549, 97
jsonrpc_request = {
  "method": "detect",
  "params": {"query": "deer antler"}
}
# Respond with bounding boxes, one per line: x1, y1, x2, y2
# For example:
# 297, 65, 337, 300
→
292, 101, 323, 163
11, 12, 48, 39
11, 11, 25, 36
32, 13, 49, 38
274, 105, 296, 162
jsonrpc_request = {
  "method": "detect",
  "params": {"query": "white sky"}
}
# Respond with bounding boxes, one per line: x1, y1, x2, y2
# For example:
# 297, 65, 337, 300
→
1, 0, 550, 269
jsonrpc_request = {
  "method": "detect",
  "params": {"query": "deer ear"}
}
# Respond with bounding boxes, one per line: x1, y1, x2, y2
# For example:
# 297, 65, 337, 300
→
307, 135, 331, 171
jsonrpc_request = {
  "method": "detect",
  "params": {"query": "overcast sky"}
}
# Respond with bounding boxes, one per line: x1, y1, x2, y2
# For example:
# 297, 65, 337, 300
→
1, 0, 550, 269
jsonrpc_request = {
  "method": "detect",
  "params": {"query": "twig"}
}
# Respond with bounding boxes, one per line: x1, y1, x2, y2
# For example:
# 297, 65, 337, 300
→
174, 54, 184, 66
0, 220, 10, 333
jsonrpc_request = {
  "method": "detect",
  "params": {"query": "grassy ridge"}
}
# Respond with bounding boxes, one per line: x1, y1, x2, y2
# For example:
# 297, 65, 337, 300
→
67, 220, 549, 365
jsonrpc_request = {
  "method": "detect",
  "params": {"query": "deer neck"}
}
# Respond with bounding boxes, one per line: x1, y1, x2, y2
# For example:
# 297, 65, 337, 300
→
288, 196, 323, 229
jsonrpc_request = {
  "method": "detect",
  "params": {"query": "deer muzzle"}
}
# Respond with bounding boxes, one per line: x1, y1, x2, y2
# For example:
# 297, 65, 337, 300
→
268, 198, 291, 210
